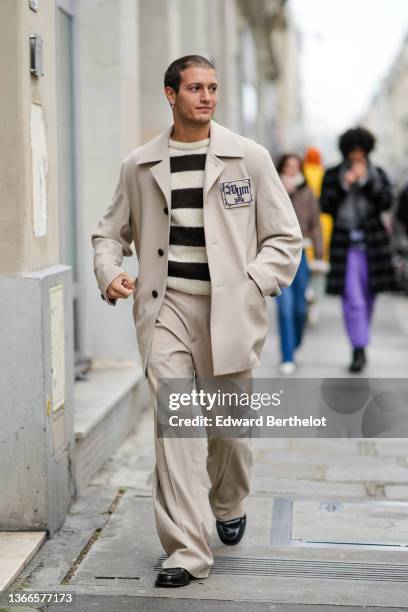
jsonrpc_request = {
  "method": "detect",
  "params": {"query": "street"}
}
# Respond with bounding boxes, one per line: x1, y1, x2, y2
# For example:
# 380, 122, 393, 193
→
6, 292, 408, 610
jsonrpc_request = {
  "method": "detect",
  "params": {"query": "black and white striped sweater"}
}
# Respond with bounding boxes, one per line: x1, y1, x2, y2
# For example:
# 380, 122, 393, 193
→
166, 137, 211, 295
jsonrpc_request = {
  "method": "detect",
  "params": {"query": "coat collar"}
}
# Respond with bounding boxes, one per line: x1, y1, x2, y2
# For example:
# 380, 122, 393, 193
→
135, 119, 243, 164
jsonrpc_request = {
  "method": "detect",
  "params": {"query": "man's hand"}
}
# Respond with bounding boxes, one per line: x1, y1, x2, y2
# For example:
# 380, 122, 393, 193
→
106, 272, 136, 300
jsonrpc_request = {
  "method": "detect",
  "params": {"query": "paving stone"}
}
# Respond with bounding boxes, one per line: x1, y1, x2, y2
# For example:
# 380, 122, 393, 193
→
250, 438, 292, 450
285, 439, 362, 454
384, 485, 408, 499
357, 440, 378, 456
372, 439, 408, 457
0, 532, 46, 592
252, 448, 402, 470
252, 462, 326, 481
251, 477, 366, 498
326, 464, 408, 484
364, 483, 385, 498
292, 499, 408, 546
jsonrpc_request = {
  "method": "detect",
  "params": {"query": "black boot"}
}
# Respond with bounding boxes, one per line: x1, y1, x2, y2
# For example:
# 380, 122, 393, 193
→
349, 347, 366, 373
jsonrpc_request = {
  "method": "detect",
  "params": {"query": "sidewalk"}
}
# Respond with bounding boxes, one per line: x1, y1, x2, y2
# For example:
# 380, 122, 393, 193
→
5, 293, 408, 610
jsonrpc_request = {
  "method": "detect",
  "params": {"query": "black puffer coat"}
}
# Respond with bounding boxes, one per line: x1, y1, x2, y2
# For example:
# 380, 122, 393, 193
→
397, 184, 408, 232
320, 163, 395, 295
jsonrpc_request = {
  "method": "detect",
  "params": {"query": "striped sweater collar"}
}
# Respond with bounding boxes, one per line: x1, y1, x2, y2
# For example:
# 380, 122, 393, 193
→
135, 120, 243, 164
168, 137, 210, 151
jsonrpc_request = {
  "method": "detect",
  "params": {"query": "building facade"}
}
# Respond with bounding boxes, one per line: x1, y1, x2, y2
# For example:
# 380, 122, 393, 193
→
362, 34, 408, 186
0, 0, 301, 532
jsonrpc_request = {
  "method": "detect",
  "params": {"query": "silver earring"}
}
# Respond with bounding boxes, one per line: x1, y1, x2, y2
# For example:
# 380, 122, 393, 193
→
170, 101, 175, 109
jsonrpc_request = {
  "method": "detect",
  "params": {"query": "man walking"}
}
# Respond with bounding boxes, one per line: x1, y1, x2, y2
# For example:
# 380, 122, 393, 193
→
92, 55, 302, 587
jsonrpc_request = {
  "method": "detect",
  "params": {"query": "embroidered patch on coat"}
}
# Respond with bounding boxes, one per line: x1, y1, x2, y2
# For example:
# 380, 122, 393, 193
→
221, 179, 253, 208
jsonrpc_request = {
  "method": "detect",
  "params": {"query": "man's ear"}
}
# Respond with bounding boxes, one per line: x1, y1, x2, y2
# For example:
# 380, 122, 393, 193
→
164, 86, 176, 109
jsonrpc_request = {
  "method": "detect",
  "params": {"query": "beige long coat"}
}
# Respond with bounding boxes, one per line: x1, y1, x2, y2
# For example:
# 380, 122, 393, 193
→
91, 120, 303, 375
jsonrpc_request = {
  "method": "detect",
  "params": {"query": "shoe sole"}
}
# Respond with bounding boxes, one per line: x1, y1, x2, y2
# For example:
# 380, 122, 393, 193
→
155, 571, 198, 587
155, 579, 191, 587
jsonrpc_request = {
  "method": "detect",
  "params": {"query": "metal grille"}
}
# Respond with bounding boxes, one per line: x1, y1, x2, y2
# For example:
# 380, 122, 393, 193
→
154, 555, 408, 582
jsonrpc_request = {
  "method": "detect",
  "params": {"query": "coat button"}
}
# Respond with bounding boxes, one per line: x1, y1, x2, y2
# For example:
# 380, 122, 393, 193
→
163, 207, 168, 215
158, 248, 164, 256
152, 290, 158, 298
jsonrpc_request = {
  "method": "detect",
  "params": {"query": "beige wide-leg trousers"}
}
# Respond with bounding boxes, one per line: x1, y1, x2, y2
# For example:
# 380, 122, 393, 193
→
146, 287, 253, 578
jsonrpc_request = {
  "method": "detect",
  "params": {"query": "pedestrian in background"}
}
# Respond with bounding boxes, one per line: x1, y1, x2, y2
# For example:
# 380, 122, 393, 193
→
321, 127, 394, 373
397, 182, 408, 234
276, 154, 323, 375
394, 182, 408, 293
303, 147, 332, 325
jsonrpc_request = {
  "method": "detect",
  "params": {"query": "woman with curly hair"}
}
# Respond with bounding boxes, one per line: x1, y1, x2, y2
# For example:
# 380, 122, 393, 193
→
321, 127, 395, 373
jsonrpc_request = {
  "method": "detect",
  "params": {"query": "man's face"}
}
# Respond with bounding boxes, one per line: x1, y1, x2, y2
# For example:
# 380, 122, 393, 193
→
168, 66, 218, 125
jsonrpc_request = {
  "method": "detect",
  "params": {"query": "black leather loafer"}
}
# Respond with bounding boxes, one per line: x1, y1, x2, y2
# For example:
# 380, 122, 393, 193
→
216, 514, 246, 545
155, 567, 193, 587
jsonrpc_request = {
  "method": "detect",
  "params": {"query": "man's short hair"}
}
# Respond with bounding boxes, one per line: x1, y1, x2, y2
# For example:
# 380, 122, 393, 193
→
338, 127, 376, 158
164, 55, 215, 94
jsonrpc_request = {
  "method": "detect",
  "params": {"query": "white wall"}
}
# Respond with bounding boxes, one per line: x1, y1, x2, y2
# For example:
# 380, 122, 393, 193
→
77, 0, 140, 361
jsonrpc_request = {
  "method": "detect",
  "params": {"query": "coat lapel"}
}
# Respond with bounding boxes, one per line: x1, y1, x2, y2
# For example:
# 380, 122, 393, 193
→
150, 158, 171, 209
204, 151, 225, 203
136, 120, 243, 207
204, 120, 243, 201
136, 126, 173, 209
